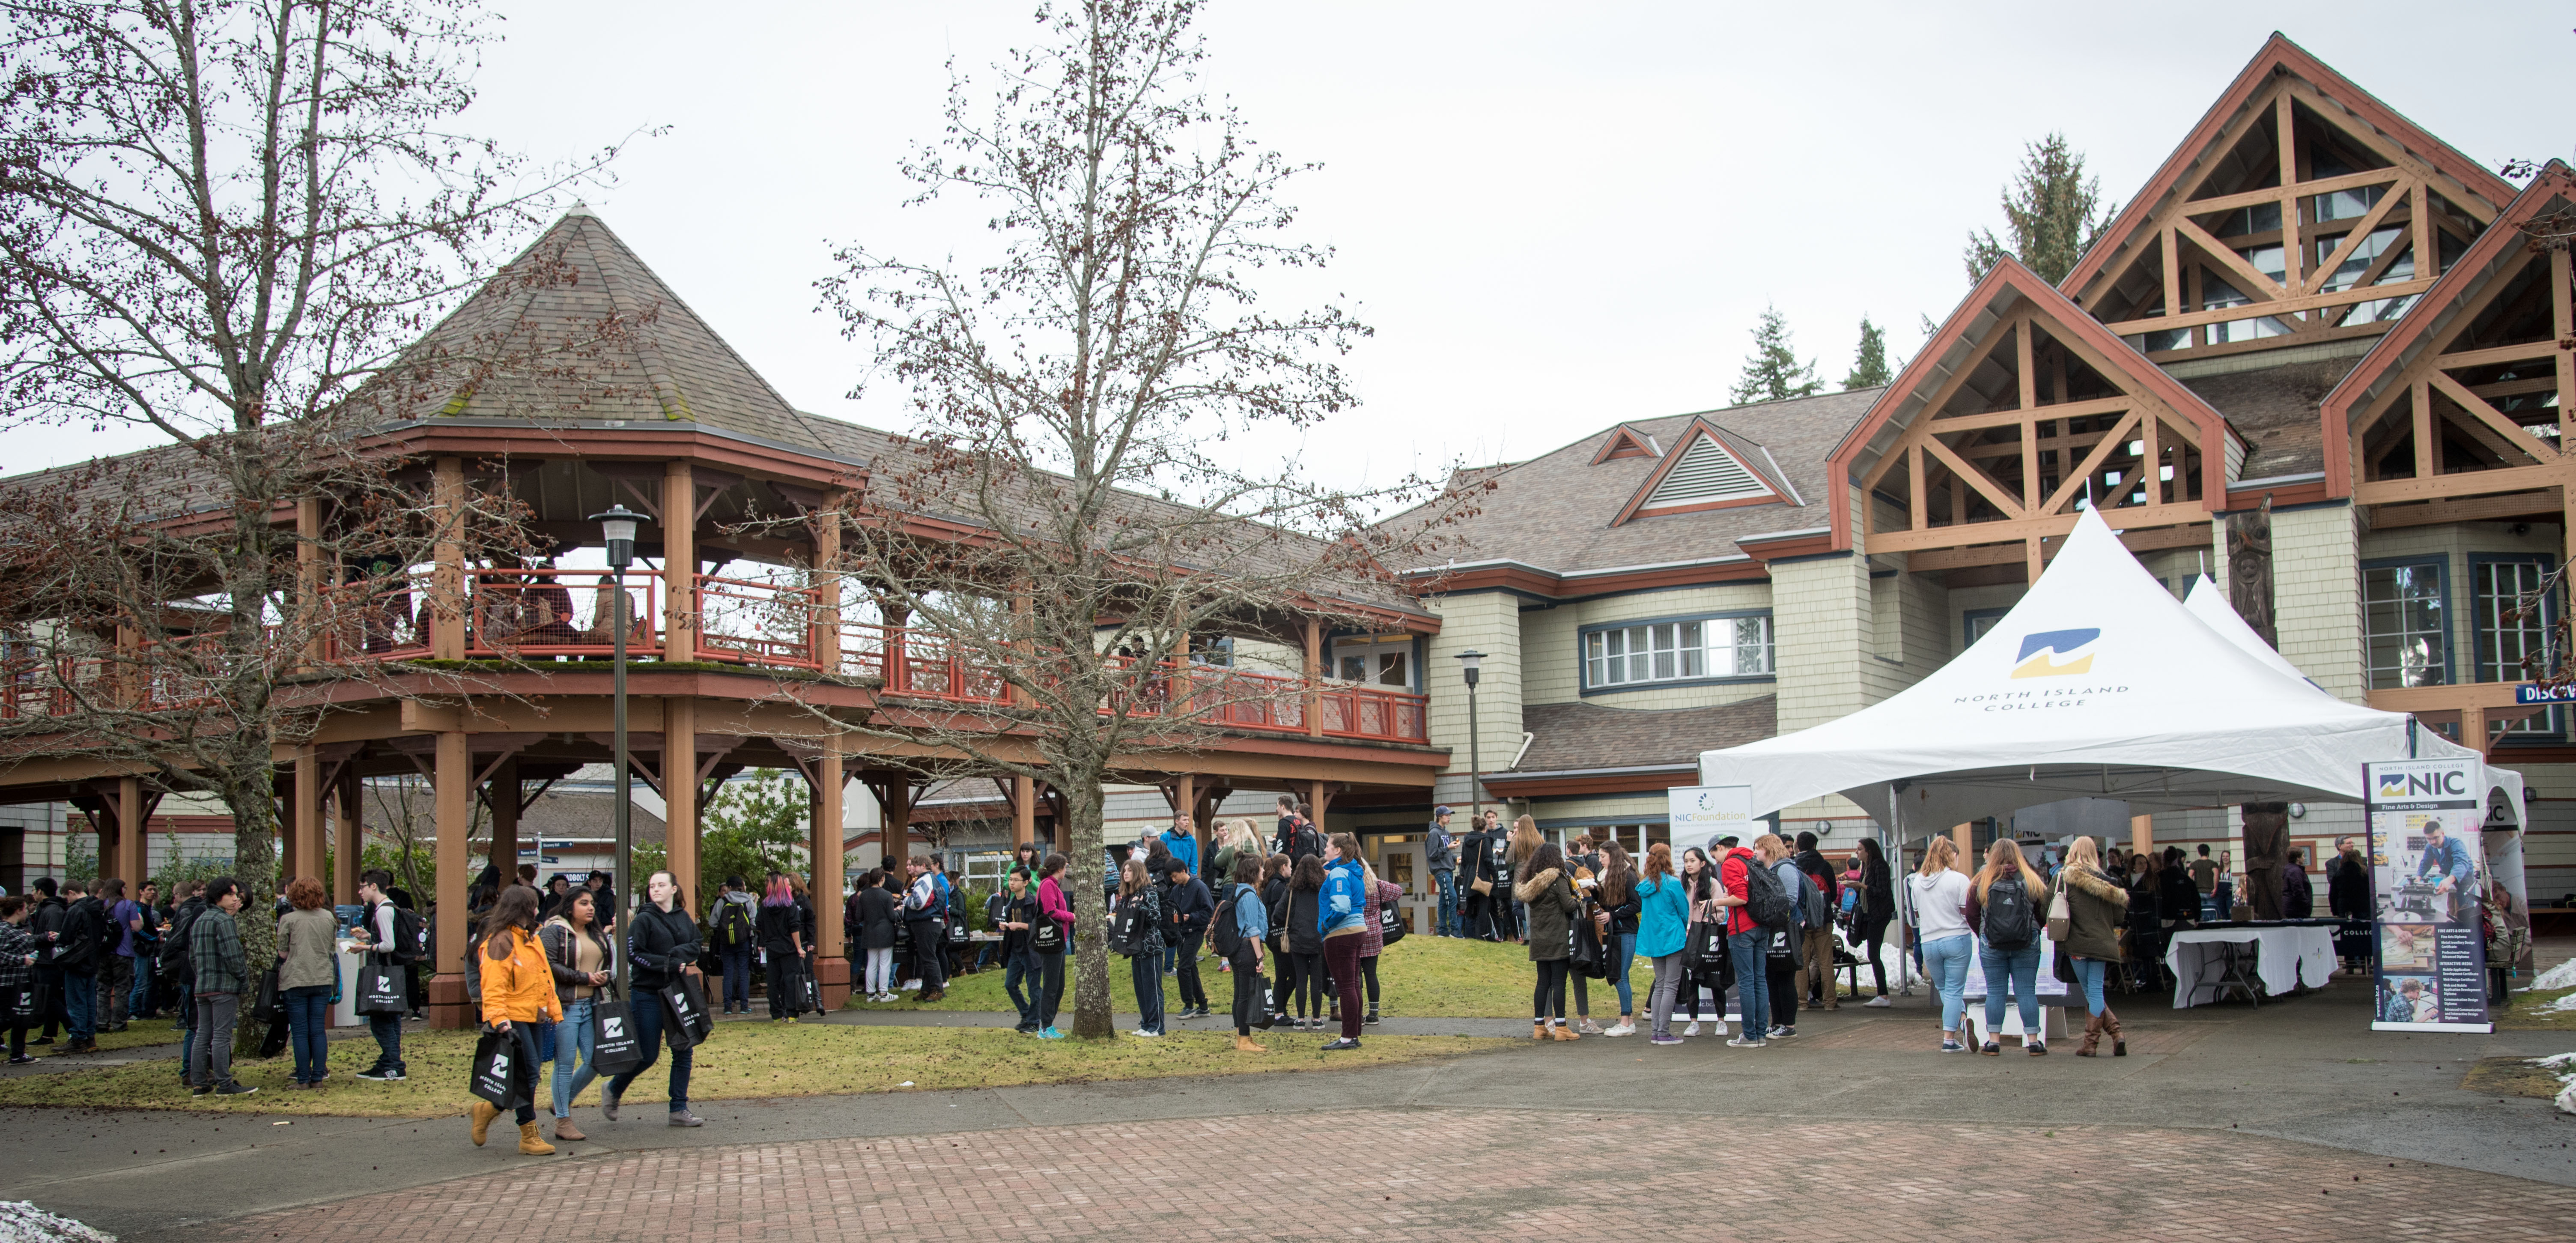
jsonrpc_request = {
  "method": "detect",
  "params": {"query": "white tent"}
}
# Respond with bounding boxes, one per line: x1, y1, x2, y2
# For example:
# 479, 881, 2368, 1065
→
2182, 574, 2318, 690
1700, 508, 2481, 830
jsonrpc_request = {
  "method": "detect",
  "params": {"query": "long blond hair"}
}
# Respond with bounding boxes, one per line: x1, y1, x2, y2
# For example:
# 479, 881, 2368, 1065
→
1917, 836, 1961, 878
1974, 839, 2050, 904
2062, 835, 2105, 878
1508, 815, 1543, 865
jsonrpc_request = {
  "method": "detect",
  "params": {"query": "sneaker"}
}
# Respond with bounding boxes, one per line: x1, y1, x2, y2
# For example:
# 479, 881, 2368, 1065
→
1130, 1028, 1162, 1038
2026, 1040, 2047, 1057
1769, 1025, 1796, 1040
668, 1109, 702, 1127
6, 1055, 33, 1065
1576, 1018, 1605, 1035
601, 1086, 622, 1120
1364, 1011, 1380, 1026
215, 1082, 258, 1097
1603, 1022, 1636, 1037
1980, 1041, 2001, 1056
1037, 1027, 1066, 1040
382, 1069, 407, 1082
1725, 1037, 1766, 1048
191, 1084, 213, 1096
1682, 1022, 1702, 1037
1650, 1035, 1686, 1046
355, 1067, 393, 1081
901, 980, 922, 991
1939, 1039, 1968, 1053
1865, 995, 1893, 1008
1320, 1038, 1360, 1051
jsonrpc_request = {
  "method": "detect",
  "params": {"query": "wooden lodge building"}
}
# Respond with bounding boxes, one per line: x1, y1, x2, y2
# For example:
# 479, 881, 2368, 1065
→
3, 34, 2572, 1012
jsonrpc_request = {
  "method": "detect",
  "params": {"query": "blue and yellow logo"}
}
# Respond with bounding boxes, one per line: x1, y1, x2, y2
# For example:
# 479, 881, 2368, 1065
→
2011, 628, 2101, 679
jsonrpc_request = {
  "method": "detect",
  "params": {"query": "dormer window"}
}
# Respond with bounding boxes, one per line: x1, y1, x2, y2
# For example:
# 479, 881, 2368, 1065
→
1637, 435, 1774, 511
1592, 426, 1661, 463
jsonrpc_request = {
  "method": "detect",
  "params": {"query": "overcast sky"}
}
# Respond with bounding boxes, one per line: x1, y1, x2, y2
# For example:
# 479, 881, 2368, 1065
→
16, 3, 2570, 496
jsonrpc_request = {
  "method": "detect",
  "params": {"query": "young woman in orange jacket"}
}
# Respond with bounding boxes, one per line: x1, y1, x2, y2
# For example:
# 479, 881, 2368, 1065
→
470, 885, 562, 1155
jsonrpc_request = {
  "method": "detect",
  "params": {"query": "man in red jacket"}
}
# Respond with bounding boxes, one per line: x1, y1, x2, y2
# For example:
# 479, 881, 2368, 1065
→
1716, 840, 1767, 1049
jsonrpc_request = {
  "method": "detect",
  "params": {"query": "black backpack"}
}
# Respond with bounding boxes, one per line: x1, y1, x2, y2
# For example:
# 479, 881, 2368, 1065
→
385, 905, 429, 965
1740, 855, 1797, 933
158, 903, 200, 978
713, 900, 753, 950
1209, 884, 1248, 959
1984, 875, 2038, 950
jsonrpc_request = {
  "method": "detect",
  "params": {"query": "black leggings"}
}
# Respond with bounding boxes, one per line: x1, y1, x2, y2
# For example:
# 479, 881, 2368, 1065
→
1290, 951, 1324, 1017
1038, 951, 1065, 1028
1854, 915, 1891, 995
1532, 959, 1570, 1021
1360, 954, 1380, 1010
1232, 954, 1267, 1034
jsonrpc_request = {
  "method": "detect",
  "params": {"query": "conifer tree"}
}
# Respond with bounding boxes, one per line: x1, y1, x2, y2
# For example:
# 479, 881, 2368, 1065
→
1963, 133, 2118, 284
1730, 305, 1822, 404
1843, 316, 1893, 390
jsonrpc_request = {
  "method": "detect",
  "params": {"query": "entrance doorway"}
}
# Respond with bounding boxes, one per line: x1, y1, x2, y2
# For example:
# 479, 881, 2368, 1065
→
1372, 839, 1429, 935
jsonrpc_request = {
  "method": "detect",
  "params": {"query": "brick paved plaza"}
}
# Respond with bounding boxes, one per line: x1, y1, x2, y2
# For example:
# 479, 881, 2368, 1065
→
186, 1108, 2576, 1243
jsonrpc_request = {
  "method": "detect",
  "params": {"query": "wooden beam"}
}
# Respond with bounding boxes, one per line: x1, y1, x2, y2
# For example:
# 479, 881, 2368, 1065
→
2177, 216, 2287, 300
2277, 92, 2304, 293
2300, 176, 2406, 297
663, 461, 695, 662
2365, 490, 2564, 529
2436, 341, 2569, 371
2411, 379, 2435, 479
1907, 444, 1927, 531
2184, 167, 2400, 217
1866, 504, 2211, 554
1920, 434, 2026, 520
2429, 371, 2557, 464
2162, 227, 2182, 319
2106, 277, 2435, 335
811, 731, 847, 1008
2413, 180, 2434, 284
431, 457, 465, 660
431, 728, 470, 1028
2355, 462, 2564, 505
2043, 410, 2143, 515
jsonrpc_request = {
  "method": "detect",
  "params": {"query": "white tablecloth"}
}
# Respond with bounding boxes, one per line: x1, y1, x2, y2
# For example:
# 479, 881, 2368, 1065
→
2164, 925, 2337, 1009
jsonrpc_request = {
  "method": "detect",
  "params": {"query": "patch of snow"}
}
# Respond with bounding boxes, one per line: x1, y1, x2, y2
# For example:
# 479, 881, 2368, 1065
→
2543, 992, 2576, 1016
0, 1201, 116, 1243
2537, 1052, 2576, 1070
2532, 958, 2576, 991
2561, 1078, 2576, 1117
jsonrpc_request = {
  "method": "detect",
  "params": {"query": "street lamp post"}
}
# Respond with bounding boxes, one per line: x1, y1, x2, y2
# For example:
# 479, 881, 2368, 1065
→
1455, 649, 1485, 833
591, 504, 646, 997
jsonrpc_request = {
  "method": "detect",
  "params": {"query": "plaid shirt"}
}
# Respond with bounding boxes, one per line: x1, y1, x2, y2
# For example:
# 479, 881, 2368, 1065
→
188, 907, 247, 996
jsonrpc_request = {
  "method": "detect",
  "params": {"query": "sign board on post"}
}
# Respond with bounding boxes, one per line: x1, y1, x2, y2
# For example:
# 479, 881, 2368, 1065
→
2364, 757, 2491, 1034
1668, 785, 1753, 849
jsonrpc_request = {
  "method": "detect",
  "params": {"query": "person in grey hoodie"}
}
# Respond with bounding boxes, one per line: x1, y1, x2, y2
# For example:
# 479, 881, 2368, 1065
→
1425, 806, 1460, 937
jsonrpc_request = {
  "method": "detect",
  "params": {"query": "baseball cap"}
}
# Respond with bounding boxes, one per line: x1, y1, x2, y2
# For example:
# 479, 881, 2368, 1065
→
1434, 805, 1453, 817
1714, 834, 1741, 849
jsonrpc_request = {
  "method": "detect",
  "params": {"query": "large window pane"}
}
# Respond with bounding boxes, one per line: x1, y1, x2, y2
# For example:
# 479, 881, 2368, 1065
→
2473, 559, 2558, 735
1581, 615, 1771, 690
2362, 562, 2445, 690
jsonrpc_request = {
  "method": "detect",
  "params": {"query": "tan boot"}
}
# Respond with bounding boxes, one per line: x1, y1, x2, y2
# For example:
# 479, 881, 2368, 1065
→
469, 1100, 500, 1147
1233, 1034, 1267, 1053
517, 1121, 556, 1155
2075, 1011, 2105, 1057
2104, 1007, 2126, 1057
553, 1117, 587, 1142
1532, 1022, 1548, 1041
1551, 1022, 1580, 1041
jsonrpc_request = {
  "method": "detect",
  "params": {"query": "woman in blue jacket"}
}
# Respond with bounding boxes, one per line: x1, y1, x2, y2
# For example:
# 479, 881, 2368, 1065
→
1635, 843, 1691, 1045
1317, 834, 1370, 1051
1224, 853, 1273, 1051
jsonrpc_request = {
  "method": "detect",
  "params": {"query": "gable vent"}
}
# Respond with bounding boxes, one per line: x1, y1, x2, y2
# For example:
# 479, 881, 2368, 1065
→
1641, 436, 1770, 508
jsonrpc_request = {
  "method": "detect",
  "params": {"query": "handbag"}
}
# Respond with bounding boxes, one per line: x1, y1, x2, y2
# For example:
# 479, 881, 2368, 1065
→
249, 965, 280, 1022
801, 954, 822, 1013
2045, 885, 2072, 942
1031, 914, 1064, 954
1682, 920, 1728, 975
354, 957, 408, 1016
3, 983, 35, 1022
659, 974, 713, 1049
772, 953, 808, 1016
1377, 900, 1408, 947
1470, 873, 1494, 896
588, 984, 645, 1076
468, 1027, 521, 1109
1570, 913, 1605, 978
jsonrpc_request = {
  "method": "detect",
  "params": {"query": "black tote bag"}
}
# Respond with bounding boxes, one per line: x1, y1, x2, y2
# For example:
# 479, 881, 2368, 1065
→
588, 985, 644, 1077
659, 974, 712, 1049
354, 957, 408, 1016
249, 966, 280, 1022
468, 1028, 520, 1109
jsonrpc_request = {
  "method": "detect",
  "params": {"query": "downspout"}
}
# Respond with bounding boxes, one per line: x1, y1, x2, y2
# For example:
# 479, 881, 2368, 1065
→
1508, 732, 1535, 770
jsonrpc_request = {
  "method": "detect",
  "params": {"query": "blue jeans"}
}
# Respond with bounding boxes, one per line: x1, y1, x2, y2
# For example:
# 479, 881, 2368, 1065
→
366, 1011, 404, 1072
1923, 933, 1973, 1034
283, 984, 331, 1082
552, 997, 598, 1118
2070, 956, 2110, 1016
720, 946, 751, 1011
1607, 931, 1637, 1014
1726, 929, 1771, 1039
127, 957, 155, 1017
1431, 870, 1457, 936
608, 986, 692, 1111
1978, 939, 2042, 1038
1131, 942, 1164, 1034
63, 972, 95, 1043
1004, 948, 1040, 1030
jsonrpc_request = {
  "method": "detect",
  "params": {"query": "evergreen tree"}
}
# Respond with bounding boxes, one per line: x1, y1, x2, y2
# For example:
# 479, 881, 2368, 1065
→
1843, 316, 1893, 390
1963, 133, 2118, 285
1730, 305, 1823, 404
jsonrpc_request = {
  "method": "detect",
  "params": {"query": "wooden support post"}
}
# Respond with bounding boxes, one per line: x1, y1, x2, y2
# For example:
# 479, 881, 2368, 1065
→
665, 699, 699, 901
1950, 822, 1974, 870
488, 756, 520, 886
295, 498, 322, 667
1308, 780, 1330, 827
2275, 92, 2302, 292
334, 768, 362, 905
663, 461, 696, 662
2410, 380, 2435, 480
429, 729, 471, 1029
2130, 814, 2154, 860
431, 458, 466, 660
880, 778, 914, 864
811, 732, 848, 1009
291, 744, 324, 884
1303, 619, 1323, 737
2025, 538, 2044, 586
115, 776, 147, 889
814, 494, 844, 675
1012, 775, 1036, 849
2460, 705, 2489, 756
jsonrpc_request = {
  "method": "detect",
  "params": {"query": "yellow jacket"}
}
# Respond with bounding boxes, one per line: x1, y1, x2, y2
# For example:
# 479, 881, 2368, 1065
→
477, 927, 565, 1026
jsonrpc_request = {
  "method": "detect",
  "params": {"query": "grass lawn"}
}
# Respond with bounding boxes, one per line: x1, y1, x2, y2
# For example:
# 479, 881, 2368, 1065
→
0, 1020, 1509, 1118
848, 934, 1631, 1019
20, 1016, 182, 1056
2495, 984, 2576, 1033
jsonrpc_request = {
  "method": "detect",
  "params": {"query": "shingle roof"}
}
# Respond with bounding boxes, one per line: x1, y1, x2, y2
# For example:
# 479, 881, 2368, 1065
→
1515, 696, 1778, 773
2179, 360, 2353, 481
351, 206, 849, 458
1395, 389, 1878, 577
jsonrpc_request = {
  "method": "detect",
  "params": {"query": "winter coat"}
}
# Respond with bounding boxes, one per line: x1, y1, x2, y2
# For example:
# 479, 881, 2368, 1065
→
1636, 873, 1688, 959
55, 896, 104, 975
2328, 852, 2373, 919
188, 907, 247, 996
274, 907, 340, 990
624, 902, 703, 992
1515, 867, 1579, 962
2060, 865, 2128, 962
1163, 877, 1213, 942
2283, 866, 2315, 918
540, 914, 615, 1004
853, 886, 899, 951
1320, 859, 1368, 940
1037, 876, 1075, 950
2158, 864, 2201, 922
475, 926, 564, 1027
1424, 824, 1458, 872
0, 920, 34, 991
1286, 885, 1323, 956
756, 901, 804, 953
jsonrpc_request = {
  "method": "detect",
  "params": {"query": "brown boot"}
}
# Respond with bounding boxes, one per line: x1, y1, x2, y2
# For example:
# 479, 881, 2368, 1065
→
1551, 1022, 1580, 1041
2075, 1011, 2105, 1057
1233, 1034, 1267, 1053
553, 1118, 587, 1142
469, 1100, 500, 1147
1532, 1022, 1549, 1041
2104, 1007, 2126, 1057
517, 1121, 556, 1155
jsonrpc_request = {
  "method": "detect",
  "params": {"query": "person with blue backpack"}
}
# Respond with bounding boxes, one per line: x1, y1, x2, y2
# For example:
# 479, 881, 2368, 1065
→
1965, 840, 2050, 1056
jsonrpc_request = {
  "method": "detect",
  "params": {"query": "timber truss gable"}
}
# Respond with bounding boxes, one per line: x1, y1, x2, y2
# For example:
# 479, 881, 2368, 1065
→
1835, 259, 2241, 583
2064, 35, 2517, 366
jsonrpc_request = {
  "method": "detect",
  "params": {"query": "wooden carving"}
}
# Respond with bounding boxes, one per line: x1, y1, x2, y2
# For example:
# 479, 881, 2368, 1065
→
2227, 495, 2276, 649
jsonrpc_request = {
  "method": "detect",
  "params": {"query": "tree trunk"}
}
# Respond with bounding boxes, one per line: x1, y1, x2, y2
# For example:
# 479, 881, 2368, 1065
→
1064, 779, 1115, 1039
228, 772, 280, 1059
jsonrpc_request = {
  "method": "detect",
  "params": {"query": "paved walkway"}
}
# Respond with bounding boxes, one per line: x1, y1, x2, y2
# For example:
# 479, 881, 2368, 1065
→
2, 983, 2569, 1240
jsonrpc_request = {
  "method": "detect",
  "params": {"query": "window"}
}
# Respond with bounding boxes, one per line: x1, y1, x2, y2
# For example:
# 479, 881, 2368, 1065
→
2472, 557, 2558, 735
2362, 559, 2447, 690
1639, 436, 1772, 510
1963, 607, 2009, 651
1582, 614, 1771, 690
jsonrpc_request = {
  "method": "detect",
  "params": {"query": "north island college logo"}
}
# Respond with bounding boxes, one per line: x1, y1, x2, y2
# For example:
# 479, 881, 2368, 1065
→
2376, 771, 2411, 800
2011, 628, 2101, 679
